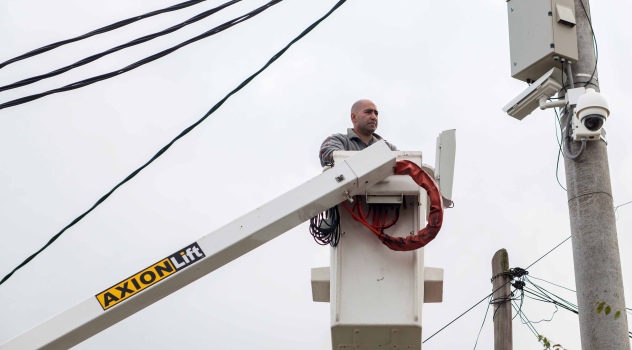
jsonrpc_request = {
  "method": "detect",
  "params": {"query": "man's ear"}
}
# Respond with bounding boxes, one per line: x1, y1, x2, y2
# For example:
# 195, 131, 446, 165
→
350, 113, 357, 125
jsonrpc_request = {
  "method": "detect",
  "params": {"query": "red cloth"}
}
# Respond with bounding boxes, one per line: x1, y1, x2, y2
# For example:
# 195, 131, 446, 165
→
342, 160, 443, 251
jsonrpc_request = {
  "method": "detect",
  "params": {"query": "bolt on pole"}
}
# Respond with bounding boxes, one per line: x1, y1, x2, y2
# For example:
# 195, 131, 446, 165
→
562, 1, 630, 348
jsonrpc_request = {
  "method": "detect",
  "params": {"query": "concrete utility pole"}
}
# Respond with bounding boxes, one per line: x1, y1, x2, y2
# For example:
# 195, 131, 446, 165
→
491, 249, 512, 350
563, 1, 630, 348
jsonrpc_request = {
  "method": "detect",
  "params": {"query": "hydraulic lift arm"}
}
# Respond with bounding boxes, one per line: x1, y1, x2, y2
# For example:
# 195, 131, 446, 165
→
0, 141, 396, 350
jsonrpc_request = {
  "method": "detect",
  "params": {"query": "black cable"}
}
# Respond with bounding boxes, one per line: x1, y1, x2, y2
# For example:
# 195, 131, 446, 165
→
512, 301, 542, 340
568, 191, 612, 203
473, 295, 492, 350
555, 144, 566, 190
423, 237, 575, 344
559, 0, 598, 93
0, 0, 282, 111
370, 204, 400, 231
525, 235, 571, 269
0, 0, 208, 70
523, 277, 632, 339
523, 297, 561, 323
553, 108, 567, 191
614, 200, 632, 210
511, 287, 525, 320
491, 291, 519, 320
309, 206, 342, 247
559, 60, 586, 162
522, 277, 579, 313
562, 80, 599, 90
523, 286, 578, 315
0, 0, 348, 286
490, 268, 528, 321
523, 290, 578, 316
553, 102, 563, 148
529, 275, 576, 293
423, 280, 511, 344
614, 200, 632, 221
0, 0, 242, 93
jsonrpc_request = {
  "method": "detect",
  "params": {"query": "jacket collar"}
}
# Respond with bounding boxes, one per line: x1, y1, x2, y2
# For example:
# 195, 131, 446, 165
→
347, 128, 384, 145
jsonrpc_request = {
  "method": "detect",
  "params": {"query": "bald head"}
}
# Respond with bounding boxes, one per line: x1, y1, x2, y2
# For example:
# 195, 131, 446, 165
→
350, 99, 379, 143
351, 99, 375, 114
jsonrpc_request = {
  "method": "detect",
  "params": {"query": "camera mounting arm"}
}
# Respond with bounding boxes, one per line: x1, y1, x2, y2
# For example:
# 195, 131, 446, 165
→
538, 96, 566, 110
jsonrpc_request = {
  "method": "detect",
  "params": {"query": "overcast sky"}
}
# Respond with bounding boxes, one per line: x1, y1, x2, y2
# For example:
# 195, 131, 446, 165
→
1, 0, 631, 349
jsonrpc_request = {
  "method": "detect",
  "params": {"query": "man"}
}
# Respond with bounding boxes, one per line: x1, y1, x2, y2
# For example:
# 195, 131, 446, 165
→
319, 99, 397, 167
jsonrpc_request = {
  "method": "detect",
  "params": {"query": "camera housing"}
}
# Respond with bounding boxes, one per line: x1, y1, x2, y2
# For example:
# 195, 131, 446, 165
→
571, 88, 609, 141
502, 68, 563, 120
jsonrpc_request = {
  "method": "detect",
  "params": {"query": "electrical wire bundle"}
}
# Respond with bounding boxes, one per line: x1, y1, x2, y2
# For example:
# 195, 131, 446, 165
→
489, 267, 529, 320
343, 197, 401, 236
367, 203, 401, 232
309, 206, 342, 247
0, 0, 242, 93
0, 0, 210, 70
0, 0, 282, 111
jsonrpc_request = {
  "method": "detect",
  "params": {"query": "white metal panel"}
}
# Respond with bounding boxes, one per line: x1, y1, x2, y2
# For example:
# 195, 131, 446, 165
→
423, 267, 444, 303
329, 149, 430, 349
333, 204, 423, 324
507, 0, 554, 80
311, 267, 330, 302
330, 193, 426, 349
506, 0, 578, 82
334, 151, 423, 196
555, 3, 575, 26
0, 142, 396, 350
341, 144, 401, 192
551, 0, 578, 59
502, 68, 563, 120
434, 129, 456, 207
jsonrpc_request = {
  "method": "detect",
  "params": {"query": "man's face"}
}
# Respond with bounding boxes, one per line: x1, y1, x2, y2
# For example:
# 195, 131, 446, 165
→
351, 101, 379, 136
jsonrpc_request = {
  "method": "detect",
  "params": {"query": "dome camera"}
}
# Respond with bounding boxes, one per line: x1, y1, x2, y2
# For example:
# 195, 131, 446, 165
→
583, 115, 605, 131
572, 88, 609, 141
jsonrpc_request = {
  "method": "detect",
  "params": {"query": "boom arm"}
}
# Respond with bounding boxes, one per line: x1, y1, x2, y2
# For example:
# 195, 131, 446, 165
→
1, 141, 396, 350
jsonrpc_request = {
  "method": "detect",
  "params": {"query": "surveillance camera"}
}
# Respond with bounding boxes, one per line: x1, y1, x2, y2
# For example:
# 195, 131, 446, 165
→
502, 68, 563, 120
583, 115, 605, 131
572, 88, 609, 141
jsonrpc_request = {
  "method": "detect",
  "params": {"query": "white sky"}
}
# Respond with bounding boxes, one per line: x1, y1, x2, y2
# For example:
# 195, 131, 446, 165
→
1, 0, 631, 349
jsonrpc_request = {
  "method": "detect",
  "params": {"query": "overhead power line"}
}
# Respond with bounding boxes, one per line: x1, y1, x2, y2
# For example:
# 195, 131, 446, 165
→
0, 0, 348, 286
0, 0, 242, 93
0, 0, 208, 70
422, 235, 573, 344
525, 235, 571, 269
0, 0, 280, 111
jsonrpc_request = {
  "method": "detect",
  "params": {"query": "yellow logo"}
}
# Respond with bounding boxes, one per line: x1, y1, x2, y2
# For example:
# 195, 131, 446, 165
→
95, 243, 205, 310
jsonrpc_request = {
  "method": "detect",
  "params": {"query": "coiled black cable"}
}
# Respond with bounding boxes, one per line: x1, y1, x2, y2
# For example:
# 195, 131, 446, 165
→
309, 206, 342, 247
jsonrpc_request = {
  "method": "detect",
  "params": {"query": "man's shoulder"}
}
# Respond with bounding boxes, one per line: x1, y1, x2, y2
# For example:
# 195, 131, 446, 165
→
323, 132, 350, 142
372, 132, 397, 150
384, 140, 398, 151
321, 133, 352, 150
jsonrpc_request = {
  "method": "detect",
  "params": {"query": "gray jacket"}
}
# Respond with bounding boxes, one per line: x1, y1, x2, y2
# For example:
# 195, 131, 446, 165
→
319, 128, 397, 166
